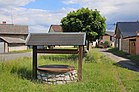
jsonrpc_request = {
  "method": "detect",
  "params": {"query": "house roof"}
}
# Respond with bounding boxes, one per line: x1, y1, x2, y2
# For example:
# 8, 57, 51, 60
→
0, 24, 28, 35
105, 31, 114, 36
49, 25, 63, 32
116, 22, 139, 38
26, 32, 86, 46
0, 36, 25, 44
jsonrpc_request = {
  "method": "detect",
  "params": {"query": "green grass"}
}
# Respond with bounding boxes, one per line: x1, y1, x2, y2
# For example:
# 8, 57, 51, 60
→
108, 48, 139, 65
0, 49, 139, 92
10, 49, 32, 53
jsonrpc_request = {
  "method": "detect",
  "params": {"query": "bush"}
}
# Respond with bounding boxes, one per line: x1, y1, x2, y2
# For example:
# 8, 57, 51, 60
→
85, 49, 106, 63
103, 41, 111, 48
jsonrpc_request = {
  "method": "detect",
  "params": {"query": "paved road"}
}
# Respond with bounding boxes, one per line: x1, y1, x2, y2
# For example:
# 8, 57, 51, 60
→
99, 49, 139, 72
0, 52, 32, 61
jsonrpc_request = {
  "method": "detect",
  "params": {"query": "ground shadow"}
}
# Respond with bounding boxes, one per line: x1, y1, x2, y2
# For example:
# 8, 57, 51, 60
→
113, 60, 139, 72
101, 48, 139, 66
102, 48, 130, 57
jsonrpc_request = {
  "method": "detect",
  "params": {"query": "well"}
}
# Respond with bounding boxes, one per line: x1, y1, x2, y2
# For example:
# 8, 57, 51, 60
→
37, 65, 78, 84
26, 33, 86, 81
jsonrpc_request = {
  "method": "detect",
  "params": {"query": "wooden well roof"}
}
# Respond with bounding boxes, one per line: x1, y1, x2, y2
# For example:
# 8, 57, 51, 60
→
26, 32, 86, 46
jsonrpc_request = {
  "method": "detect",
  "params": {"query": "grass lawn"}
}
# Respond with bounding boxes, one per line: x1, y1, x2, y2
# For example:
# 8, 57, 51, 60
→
0, 49, 139, 92
10, 49, 32, 53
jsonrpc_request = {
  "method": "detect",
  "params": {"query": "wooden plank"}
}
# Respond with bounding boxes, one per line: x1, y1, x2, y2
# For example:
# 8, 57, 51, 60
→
78, 45, 83, 81
37, 49, 79, 54
33, 46, 37, 79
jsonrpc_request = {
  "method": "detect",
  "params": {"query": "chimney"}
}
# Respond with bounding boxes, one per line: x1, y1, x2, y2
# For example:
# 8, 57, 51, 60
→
2, 21, 6, 24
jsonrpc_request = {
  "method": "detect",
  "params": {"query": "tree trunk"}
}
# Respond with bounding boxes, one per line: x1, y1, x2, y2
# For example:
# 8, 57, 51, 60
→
87, 40, 90, 51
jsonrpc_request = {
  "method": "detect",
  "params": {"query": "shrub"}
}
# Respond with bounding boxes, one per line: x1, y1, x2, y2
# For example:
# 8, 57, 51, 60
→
103, 41, 111, 48
85, 49, 106, 63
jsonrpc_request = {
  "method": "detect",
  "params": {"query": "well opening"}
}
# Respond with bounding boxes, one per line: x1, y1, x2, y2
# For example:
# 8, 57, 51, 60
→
37, 64, 78, 84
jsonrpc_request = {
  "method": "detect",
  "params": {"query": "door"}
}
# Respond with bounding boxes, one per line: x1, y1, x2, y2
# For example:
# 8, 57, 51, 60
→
129, 40, 136, 54
0, 42, 4, 53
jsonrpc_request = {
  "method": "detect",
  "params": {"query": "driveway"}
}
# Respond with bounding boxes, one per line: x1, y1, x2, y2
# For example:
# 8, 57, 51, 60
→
0, 52, 32, 61
99, 49, 139, 72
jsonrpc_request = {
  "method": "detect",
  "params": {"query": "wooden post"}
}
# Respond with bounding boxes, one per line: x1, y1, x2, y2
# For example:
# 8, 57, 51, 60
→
78, 45, 83, 81
33, 46, 37, 79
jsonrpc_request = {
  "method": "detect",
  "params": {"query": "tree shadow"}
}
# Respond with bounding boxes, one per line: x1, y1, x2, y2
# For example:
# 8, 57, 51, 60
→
102, 48, 129, 57
101, 48, 139, 66
113, 60, 139, 72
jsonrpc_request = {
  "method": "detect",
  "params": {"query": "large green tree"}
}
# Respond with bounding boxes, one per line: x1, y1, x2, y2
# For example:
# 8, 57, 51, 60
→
61, 8, 106, 50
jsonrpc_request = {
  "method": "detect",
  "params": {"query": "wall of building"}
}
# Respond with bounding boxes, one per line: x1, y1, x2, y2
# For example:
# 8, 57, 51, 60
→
9, 43, 27, 51
121, 39, 129, 53
4, 42, 8, 53
136, 36, 139, 55
49, 28, 54, 32
102, 35, 115, 47
102, 35, 110, 42
0, 39, 4, 53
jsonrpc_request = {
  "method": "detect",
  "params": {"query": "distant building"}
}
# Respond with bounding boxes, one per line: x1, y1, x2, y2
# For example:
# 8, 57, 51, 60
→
49, 25, 63, 32
0, 21, 28, 53
99, 31, 115, 47
115, 22, 139, 55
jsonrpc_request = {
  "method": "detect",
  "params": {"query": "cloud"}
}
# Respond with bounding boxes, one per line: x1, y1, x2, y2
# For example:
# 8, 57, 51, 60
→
0, 0, 35, 8
62, 0, 139, 30
0, 0, 75, 33
1, 0, 139, 33
0, 6, 74, 33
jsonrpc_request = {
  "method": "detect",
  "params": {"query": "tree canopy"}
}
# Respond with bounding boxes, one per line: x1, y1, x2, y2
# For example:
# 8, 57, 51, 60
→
61, 8, 106, 42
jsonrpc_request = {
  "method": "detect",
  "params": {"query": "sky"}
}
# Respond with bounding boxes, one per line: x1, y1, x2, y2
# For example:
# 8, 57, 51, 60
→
0, 0, 139, 33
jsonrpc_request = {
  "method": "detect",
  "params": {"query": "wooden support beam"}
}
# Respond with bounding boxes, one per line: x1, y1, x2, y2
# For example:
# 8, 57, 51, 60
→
78, 45, 83, 81
37, 49, 78, 54
33, 46, 37, 79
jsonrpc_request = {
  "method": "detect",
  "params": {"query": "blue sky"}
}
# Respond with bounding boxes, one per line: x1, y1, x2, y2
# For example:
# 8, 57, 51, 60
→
24, 0, 80, 11
0, 0, 139, 33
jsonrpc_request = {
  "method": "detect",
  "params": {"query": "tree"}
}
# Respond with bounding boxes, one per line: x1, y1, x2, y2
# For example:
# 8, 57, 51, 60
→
61, 8, 106, 50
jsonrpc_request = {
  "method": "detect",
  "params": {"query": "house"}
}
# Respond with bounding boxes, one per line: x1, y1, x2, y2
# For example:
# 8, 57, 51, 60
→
49, 25, 63, 32
100, 31, 115, 47
115, 22, 139, 55
0, 21, 28, 53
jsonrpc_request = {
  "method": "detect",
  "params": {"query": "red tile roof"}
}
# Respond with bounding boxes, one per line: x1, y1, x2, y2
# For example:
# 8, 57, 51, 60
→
49, 25, 63, 32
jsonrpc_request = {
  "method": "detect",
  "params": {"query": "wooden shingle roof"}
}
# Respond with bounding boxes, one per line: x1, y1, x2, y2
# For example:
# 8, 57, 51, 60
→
0, 24, 28, 34
26, 33, 86, 46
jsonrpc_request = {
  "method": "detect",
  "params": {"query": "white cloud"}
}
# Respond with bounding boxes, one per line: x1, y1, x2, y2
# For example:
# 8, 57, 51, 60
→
0, 0, 35, 8
0, 6, 74, 33
1, 0, 139, 33
0, 0, 77, 33
62, 0, 139, 31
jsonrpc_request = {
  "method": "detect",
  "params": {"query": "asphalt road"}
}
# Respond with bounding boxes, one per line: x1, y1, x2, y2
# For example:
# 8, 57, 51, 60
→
99, 49, 139, 72
0, 52, 32, 61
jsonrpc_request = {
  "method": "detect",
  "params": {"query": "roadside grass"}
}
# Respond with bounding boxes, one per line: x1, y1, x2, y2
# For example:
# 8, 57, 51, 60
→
10, 49, 32, 53
0, 49, 139, 92
108, 48, 139, 65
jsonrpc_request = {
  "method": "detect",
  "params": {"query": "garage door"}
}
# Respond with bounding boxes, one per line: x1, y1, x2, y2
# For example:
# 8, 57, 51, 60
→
0, 42, 4, 53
